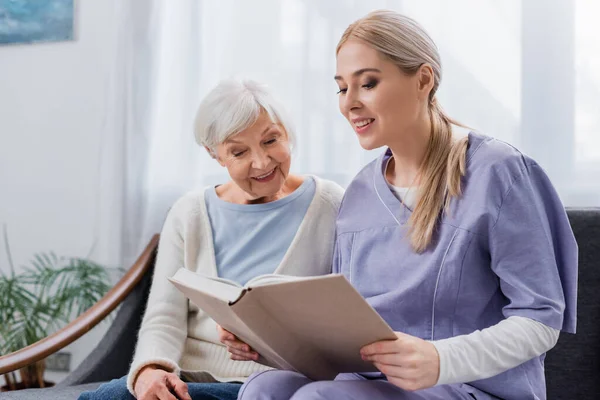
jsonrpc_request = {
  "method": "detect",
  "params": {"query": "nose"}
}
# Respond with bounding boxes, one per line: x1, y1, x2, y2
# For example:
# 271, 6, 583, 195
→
251, 149, 271, 170
340, 87, 362, 116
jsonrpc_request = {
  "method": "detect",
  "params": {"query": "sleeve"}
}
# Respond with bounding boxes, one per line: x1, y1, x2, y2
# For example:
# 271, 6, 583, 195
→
126, 204, 189, 395
433, 316, 559, 385
489, 162, 577, 333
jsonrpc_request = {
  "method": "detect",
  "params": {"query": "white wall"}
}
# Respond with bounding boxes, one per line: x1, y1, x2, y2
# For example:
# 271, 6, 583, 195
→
0, 0, 121, 384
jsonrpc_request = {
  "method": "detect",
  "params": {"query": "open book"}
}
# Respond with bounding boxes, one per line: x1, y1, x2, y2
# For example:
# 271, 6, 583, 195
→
168, 268, 397, 380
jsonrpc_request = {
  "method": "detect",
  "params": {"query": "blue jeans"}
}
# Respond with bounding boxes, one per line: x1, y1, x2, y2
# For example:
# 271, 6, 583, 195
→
78, 376, 242, 400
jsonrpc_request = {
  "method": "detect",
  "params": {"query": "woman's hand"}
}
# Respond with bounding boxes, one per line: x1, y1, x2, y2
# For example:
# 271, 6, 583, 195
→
217, 325, 259, 361
134, 365, 192, 400
361, 331, 440, 391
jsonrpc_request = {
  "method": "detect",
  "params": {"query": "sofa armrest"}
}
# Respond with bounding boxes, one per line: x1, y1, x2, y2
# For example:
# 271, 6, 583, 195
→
57, 261, 154, 387
0, 235, 159, 375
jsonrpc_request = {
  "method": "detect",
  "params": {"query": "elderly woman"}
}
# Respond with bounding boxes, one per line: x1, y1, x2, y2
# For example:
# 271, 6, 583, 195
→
79, 79, 344, 400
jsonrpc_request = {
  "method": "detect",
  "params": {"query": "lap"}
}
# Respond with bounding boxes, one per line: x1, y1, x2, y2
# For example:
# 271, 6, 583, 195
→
78, 377, 133, 400
77, 376, 241, 400
187, 382, 242, 400
238, 371, 312, 400
290, 380, 475, 400
239, 370, 485, 400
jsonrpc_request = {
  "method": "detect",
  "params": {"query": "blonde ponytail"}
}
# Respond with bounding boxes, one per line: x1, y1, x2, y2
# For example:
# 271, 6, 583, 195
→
409, 98, 468, 252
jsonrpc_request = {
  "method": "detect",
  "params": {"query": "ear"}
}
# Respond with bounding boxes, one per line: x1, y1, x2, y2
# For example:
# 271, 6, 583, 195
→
417, 64, 435, 98
205, 146, 226, 167
204, 146, 216, 158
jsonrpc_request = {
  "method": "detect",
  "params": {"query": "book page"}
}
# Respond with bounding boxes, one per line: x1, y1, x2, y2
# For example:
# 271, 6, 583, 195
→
170, 268, 243, 303
202, 275, 244, 289
245, 273, 315, 288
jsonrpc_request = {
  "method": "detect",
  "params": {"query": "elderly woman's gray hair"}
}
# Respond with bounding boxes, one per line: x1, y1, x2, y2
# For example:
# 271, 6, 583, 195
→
194, 78, 296, 153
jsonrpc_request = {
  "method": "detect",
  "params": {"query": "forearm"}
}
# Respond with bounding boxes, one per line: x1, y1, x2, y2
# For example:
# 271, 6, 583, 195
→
432, 316, 559, 385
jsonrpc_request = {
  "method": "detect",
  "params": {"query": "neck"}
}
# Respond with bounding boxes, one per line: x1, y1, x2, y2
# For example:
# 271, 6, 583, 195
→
386, 115, 431, 187
219, 175, 302, 205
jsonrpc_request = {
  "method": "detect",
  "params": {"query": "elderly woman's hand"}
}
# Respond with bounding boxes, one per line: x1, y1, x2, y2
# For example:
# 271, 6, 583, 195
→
134, 365, 192, 400
217, 325, 260, 361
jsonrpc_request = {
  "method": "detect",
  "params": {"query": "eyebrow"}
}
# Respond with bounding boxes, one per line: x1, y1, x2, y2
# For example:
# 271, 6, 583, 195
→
334, 68, 382, 81
225, 124, 275, 144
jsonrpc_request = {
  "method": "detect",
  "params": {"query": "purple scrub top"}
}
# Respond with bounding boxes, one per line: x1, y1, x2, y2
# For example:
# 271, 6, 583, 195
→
333, 132, 577, 399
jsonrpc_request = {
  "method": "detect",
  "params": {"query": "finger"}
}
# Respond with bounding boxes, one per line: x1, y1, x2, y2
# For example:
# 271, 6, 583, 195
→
392, 331, 411, 340
229, 349, 258, 360
227, 346, 253, 357
217, 325, 236, 340
228, 347, 259, 360
166, 375, 192, 400
361, 339, 400, 357
386, 375, 422, 392
217, 325, 236, 341
143, 380, 168, 400
373, 362, 408, 379
362, 353, 403, 365
373, 361, 421, 381
223, 339, 253, 353
230, 353, 256, 361
156, 385, 178, 400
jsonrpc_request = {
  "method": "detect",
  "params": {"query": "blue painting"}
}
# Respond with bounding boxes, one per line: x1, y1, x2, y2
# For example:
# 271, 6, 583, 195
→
0, 0, 74, 45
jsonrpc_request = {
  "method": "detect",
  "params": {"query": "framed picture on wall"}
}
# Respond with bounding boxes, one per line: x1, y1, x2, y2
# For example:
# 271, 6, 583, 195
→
0, 0, 75, 46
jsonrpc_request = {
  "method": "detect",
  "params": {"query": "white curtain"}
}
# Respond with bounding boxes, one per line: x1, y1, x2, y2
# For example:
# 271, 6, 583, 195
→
99, 0, 600, 267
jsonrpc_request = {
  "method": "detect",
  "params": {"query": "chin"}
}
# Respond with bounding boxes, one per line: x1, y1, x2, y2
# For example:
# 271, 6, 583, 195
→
251, 173, 286, 198
357, 135, 385, 151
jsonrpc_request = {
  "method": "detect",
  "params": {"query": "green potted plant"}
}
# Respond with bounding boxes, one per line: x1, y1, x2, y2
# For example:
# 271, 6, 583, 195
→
0, 226, 114, 391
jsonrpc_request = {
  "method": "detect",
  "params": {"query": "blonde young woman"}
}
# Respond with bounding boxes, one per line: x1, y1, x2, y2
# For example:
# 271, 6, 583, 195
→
227, 10, 577, 400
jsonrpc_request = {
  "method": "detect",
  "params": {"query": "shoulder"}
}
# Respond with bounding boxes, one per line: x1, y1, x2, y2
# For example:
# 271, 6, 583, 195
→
350, 155, 380, 189
332, 157, 386, 234
466, 132, 539, 194
312, 176, 345, 211
164, 189, 209, 226
452, 132, 559, 234
153, 188, 210, 244
339, 156, 380, 208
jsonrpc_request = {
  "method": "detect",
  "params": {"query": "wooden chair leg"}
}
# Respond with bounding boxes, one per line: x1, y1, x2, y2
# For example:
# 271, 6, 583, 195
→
37, 361, 45, 388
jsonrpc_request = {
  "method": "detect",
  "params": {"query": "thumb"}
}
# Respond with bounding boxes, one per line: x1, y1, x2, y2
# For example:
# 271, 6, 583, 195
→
217, 325, 235, 341
393, 331, 409, 340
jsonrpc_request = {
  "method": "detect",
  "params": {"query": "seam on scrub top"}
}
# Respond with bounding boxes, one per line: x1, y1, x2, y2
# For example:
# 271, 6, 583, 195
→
336, 225, 402, 236
525, 163, 557, 252
349, 232, 356, 284
337, 221, 486, 238
373, 175, 402, 226
490, 165, 528, 232
431, 228, 459, 341
437, 222, 487, 238
451, 233, 475, 337
466, 134, 487, 163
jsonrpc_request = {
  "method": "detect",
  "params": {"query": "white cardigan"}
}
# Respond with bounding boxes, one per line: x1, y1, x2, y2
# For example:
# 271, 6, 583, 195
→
127, 176, 344, 394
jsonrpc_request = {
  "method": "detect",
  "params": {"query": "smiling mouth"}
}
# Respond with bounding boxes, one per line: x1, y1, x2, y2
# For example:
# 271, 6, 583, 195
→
354, 118, 374, 129
252, 168, 276, 182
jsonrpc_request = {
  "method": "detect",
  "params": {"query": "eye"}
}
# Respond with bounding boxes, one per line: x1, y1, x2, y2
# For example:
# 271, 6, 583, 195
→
232, 150, 246, 157
336, 88, 347, 95
362, 79, 378, 90
264, 138, 277, 145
